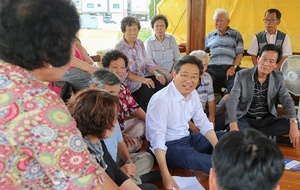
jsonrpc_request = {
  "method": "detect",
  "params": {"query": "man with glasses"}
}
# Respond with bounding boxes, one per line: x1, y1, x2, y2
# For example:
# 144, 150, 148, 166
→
247, 8, 292, 70
146, 55, 224, 190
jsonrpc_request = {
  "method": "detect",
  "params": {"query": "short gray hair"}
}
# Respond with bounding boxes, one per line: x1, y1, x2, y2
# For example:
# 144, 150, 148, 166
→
90, 68, 121, 89
213, 8, 229, 20
189, 50, 209, 61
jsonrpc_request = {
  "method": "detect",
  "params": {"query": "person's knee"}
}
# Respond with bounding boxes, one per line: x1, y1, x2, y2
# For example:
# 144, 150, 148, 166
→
127, 138, 143, 153
187, 154, 212, 173
124, 119, 145, 138
133, 122, 145, 137
140, 152, 154, 168
216, 131, 226, 139
134, 152, 154, 175
137, 183, 158, 190
237, 119, 252, 130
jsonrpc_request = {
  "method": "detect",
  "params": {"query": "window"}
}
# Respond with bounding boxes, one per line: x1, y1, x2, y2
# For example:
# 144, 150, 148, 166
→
87, 3, 94, 8
113, 4, 120, 9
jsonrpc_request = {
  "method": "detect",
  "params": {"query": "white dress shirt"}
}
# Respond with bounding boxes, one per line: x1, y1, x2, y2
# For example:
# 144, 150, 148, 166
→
146, 82, 214, 152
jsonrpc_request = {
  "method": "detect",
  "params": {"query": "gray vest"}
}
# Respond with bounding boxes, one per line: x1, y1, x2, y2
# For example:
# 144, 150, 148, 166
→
255, 30, 286, 55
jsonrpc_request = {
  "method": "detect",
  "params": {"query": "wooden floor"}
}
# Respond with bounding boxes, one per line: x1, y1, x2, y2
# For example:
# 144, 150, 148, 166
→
147, 143, 300, 190
278, 143, 300, 190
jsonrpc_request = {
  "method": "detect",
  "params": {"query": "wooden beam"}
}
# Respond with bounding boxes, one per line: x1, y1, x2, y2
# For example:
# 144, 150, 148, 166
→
186, 0, 206, 55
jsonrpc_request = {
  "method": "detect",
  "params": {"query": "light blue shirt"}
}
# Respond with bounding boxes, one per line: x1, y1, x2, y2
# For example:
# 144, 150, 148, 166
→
146, 82, 214, 152
144, 33, 181, 73
103, 123, 123, 161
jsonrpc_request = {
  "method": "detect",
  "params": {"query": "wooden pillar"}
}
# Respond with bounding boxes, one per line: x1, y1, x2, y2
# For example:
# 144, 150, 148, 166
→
186, 0, 206, 55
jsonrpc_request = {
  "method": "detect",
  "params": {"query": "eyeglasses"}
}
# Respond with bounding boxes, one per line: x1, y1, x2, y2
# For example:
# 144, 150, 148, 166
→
263, 19, 277, 23
180, 74, 199, 81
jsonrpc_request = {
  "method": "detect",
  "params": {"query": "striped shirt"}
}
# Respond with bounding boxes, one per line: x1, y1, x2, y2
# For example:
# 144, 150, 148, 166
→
247, 71, 269, 117
144, 33, 181, 73
205, 27, 244, 65
196, 72, 215, 109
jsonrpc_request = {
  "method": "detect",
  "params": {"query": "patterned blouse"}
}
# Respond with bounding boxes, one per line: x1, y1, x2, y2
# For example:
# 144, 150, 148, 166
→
0, 61, 104, 189
115, 37, 157, 93
118, 83, 139, 129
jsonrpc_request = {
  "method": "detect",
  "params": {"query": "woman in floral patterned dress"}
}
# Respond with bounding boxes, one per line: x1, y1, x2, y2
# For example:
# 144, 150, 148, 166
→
0, 0, 116, 189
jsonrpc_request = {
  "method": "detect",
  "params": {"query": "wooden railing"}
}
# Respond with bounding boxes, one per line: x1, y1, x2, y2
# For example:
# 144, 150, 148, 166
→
90, 54, 101, 62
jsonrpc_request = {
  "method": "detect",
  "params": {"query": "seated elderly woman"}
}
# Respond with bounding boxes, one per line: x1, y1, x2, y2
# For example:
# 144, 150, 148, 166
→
101, 50, 146, 152
115, 16, 166, 112
145, 14, 181, 83
68, 89, 157, 190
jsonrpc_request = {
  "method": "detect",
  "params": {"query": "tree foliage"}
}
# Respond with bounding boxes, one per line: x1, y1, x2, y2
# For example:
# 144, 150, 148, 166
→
148, 0, 161, 19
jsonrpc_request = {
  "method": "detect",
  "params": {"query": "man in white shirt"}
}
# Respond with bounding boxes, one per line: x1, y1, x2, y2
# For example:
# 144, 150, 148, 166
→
146, 55, 224, 190
247, 8, 292, 70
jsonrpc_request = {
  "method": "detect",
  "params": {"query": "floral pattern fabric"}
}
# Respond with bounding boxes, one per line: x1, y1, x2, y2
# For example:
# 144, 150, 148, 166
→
0, 61, 104, 189
118, 83, 139, 129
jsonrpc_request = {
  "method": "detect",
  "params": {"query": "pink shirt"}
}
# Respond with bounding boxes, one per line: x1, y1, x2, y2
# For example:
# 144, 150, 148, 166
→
48, 46, 82, 94
68, 46, 82, 70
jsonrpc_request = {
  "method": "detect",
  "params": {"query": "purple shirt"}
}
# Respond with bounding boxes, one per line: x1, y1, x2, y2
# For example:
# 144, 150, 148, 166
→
115, 37, 156, 93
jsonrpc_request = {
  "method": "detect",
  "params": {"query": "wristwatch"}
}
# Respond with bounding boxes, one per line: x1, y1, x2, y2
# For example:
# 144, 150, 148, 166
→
290, 119, 300, 130
232, 65, 237, 69
290, 119, 298, 124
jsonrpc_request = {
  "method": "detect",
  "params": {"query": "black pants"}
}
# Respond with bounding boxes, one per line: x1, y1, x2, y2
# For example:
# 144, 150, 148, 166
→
138, 183, 158, 190
206, 65, 241, 94
203, 109, 226, 131
237, 115, 290, 136
132, 75, 166, 112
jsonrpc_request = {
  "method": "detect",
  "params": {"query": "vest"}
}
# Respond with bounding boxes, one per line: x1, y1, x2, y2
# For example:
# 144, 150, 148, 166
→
255, 30, 286, 55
